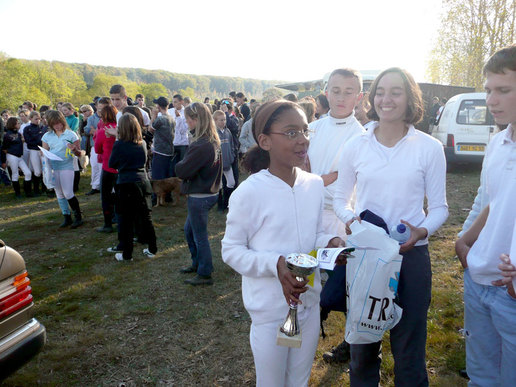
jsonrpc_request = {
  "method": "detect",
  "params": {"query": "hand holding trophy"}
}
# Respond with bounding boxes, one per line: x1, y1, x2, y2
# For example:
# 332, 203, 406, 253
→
277, 253, 318, 348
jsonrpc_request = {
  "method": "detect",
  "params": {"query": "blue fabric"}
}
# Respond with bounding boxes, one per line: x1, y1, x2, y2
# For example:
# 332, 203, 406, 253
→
184, 195, 218, 276
464, 269, 516, 386
57, 197, 70, 215
151, 153, 173, 180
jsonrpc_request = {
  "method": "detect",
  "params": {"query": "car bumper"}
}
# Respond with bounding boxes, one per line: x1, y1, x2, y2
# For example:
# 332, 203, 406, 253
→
444, 146, 485, 164
0, 318, 46, 380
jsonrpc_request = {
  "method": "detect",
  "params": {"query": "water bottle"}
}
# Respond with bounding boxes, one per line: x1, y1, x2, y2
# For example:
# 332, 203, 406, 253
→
390, 223, 411, 244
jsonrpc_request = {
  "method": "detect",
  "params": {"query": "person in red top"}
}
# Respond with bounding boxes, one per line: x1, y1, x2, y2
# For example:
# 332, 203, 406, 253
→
94, 104, 118, 233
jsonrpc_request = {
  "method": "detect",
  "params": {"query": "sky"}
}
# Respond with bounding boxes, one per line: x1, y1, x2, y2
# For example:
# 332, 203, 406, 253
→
0, 0, 444, 83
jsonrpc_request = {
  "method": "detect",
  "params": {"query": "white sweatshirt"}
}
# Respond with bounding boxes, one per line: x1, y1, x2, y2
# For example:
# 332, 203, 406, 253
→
221, 168, 336, 325
308, 112, 365, 210
334, 123, 449, 245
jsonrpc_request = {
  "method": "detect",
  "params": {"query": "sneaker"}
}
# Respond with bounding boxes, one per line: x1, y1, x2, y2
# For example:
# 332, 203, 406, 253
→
184, 275, 213, 286
322, 340, 351, 363
180, 265, 197, 274
96, 226, 114, 233
142, 248, 155, 258
107, 245, 123, 253
86, 189, 100, 196
115, 253, 132, 262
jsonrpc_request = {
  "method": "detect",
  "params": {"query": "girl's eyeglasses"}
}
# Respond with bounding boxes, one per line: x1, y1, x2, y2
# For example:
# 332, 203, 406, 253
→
269, 128, 313, 140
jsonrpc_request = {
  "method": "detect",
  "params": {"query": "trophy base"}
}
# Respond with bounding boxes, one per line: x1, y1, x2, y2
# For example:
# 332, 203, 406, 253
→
276, 326, 302, 348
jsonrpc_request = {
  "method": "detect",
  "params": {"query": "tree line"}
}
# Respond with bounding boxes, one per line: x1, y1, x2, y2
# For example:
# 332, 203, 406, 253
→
0, 54, 281, 112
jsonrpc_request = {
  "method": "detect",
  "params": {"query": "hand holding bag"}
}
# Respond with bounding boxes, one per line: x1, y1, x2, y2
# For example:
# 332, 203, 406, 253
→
345, 220, 403, 344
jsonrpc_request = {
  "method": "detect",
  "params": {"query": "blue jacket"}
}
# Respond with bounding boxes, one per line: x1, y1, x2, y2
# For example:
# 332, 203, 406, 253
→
23, 123, 47, 150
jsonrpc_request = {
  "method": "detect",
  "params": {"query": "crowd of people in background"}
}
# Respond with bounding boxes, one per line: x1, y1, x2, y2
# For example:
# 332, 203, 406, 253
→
1, 43, 516, 387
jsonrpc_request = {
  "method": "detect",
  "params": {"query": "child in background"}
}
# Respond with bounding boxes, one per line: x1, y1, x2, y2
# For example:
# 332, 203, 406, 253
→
108, 113, 157, 262
1, 117, 33, 198
42, 110, 84, 228
176, 103, 222, 286
222, 100, 345, 386
95, 104, 119, 234
213, 110, 236, 212
23, 111, 47, 195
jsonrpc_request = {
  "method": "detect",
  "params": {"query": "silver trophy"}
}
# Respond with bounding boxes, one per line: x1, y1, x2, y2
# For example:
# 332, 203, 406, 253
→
277, 253, 319, 348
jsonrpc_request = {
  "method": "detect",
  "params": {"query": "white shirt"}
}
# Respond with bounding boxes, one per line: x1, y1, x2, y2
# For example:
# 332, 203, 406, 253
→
308, 111, 365, 210
168, 107, 189, 146
221, 168, 336, 325
467, 125, 516, 285
334, 123, 448, 245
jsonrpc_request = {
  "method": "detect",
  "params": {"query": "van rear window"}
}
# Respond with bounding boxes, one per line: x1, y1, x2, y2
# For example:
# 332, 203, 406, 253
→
456, 100, 494, 125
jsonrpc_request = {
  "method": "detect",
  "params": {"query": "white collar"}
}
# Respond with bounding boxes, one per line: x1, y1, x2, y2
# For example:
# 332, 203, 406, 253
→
501, 124, 515, 144
366, 122, 416, 142
327, 111, 355, 125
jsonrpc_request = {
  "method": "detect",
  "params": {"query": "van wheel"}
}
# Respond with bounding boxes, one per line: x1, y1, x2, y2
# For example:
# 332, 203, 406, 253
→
446, 161, 455, 173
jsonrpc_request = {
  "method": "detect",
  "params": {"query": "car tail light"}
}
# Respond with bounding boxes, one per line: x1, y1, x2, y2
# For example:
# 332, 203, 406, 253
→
0, 270, 33, 319
446, 134, 455, 147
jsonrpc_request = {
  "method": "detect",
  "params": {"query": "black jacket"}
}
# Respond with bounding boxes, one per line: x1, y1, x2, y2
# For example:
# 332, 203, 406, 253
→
175, 137, 222, 195
2, 130, 23, 158
23, 123, 47, 150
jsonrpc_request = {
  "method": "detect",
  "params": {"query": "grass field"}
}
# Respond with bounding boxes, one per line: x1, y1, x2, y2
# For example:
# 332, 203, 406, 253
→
1, 164, 481, 386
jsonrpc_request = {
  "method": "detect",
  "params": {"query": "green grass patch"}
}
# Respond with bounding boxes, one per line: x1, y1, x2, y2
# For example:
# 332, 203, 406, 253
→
1, 164, 480, 385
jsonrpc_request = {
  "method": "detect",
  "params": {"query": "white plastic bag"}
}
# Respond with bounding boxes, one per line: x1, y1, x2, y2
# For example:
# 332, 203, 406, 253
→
42, 156, 54, 190
345, 220, 403, 344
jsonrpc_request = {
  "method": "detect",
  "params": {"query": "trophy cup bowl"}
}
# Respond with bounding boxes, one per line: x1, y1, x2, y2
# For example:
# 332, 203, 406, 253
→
277, 253, 318, 347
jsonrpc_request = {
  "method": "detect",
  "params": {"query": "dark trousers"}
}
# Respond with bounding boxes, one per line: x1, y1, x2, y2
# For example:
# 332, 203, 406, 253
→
231, 158, 239, 187
151, 153, 173, 180
171, 145, 188, 177
116, 181, 157, 260
100, 170, 117, 226
184, 195, 218, 276
349, 245, 431, 387
217, 174, 234, 210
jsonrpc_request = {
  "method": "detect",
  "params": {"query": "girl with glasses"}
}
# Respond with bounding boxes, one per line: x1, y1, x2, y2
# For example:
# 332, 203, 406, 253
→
222, 100, 344, 386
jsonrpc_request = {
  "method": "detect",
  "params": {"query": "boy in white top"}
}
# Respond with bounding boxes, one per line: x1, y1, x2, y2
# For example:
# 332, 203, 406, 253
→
308, 69, 365, 238
307, 69, 364, 364
109, 84, 151, 126
455, 44, 516, 386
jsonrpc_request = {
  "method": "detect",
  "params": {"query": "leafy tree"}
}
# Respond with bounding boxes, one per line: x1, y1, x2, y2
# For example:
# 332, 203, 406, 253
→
0, 58, 35, 111
177, 87, 195, 100
138, 83, 169, 105
428, 0, 516, 89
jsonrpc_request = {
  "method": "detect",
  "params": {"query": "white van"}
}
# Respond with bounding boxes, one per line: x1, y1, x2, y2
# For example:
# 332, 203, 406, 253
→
431, 92, 496, 166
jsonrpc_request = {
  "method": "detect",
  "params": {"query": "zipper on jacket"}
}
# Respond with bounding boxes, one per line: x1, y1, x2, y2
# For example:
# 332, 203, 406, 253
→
292, 186, 302, 252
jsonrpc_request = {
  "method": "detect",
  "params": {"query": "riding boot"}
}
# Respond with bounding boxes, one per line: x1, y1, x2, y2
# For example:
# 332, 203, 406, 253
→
67, 196, 84, 229
12, 181, 22, 198
33, 175, 41, 196
73, 171, 80, 193
59, 214, 73, 228
23, 180, 34, 197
